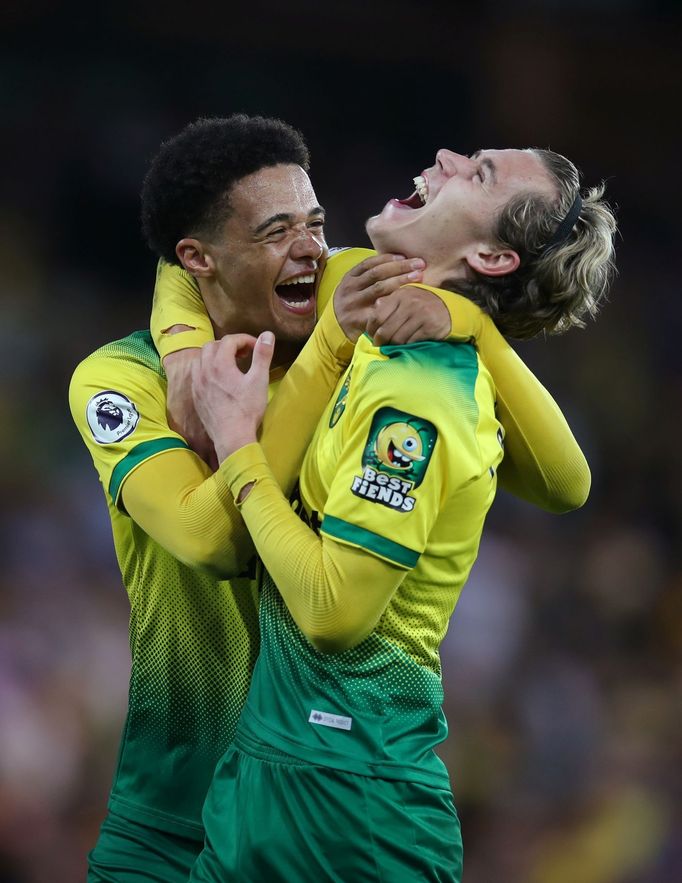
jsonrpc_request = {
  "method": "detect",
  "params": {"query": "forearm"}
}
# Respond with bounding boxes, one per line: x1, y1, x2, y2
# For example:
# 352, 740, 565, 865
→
406, 284, 589, 511
220, 444, 404, 652
488, 347, 591, 513
151, 260, 214, 359
259, 298, 355, 497
479, 326, 590, 512
122, 449, 253, 576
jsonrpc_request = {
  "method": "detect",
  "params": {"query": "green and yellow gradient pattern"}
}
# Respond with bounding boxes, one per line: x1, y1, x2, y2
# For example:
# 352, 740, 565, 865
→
70, 333, 260, 838
239, 333, 502, 784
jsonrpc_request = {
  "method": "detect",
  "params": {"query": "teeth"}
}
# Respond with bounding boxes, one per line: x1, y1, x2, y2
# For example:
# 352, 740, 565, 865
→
280, 274, 315, 285
413, 175, 428, 205
281, 297, 312, 306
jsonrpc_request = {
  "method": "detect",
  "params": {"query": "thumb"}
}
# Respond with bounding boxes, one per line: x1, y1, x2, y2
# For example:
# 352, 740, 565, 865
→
250, 330, 275, 375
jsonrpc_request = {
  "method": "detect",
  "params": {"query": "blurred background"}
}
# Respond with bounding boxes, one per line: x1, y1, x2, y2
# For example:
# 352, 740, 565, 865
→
1, 1, 680, 880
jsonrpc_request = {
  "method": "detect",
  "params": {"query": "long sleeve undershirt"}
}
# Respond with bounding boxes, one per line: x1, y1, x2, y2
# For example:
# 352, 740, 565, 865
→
410, 285, 590, 512
218, 444, 406, 652
121, 296, 354, 576
151, 262, 590, 513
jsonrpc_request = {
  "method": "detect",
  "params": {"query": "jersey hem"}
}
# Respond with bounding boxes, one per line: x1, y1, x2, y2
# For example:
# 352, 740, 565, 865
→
108, 793, 205, 841
235, 706, 451, 789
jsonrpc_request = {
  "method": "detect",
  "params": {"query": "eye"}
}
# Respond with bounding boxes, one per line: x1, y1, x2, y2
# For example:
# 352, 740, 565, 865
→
267, 227, 287, 239
403, 436, 419, 452
308, 219, 325, 230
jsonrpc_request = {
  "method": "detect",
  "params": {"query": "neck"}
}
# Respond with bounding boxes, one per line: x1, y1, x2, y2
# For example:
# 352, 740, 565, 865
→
271, 340, 302, 369
419, 255, 472, 289
199, 278, 302, 370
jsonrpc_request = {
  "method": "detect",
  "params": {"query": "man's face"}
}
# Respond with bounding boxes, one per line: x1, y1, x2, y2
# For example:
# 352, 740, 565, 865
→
366, 148, 556, 276
204, 164, 326, 342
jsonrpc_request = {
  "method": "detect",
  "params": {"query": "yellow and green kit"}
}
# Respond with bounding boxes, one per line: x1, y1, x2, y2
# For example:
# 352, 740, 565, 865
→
191, 328, 503, 882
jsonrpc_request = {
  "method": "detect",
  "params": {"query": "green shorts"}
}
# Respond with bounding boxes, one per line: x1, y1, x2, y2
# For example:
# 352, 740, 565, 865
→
190, 741, 463, 882
88, 810, 203, 883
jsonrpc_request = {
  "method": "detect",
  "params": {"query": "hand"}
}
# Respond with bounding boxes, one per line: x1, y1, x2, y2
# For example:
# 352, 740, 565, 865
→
367, 286, 452, 346
333, 254, 426, 342
191, 332, 275, 464
164, 348, 218, 471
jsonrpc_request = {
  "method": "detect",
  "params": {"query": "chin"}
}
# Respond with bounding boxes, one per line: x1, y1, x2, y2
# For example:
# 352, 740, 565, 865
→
365, 215, 393, 252
275, 315, 316, 343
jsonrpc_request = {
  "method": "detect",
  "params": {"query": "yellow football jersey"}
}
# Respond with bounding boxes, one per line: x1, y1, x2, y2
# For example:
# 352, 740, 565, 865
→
69, 331, 260, 838
237, 332, 503, 785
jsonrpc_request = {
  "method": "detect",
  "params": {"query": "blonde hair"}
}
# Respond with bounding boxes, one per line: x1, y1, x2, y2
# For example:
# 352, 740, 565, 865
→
443, 149, 617, 340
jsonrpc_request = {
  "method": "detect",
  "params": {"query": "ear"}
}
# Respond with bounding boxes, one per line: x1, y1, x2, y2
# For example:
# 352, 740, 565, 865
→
175, 238, 216, 278
465, 245, 520, 278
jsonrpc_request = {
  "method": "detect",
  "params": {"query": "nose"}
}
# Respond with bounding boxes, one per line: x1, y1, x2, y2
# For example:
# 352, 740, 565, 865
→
435, 148, 475, 178
290, 229, 325, 262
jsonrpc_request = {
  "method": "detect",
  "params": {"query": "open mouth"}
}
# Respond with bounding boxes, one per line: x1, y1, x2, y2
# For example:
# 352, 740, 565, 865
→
397, 175, 428, 209
387, 441, 413, 468
275, 273, 316, 314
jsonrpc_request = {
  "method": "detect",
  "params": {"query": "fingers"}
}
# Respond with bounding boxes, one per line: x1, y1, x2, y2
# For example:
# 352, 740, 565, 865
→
214, 333, 259, 359
371, 302, 420, 346
249, 331, 275, 376
350, 255, 426, 301
368, 287, 452, 345
346, 253, 406, 276
334, 254, 428, 341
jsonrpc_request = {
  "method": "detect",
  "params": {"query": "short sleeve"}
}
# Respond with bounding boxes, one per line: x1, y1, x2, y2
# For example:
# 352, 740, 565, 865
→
320, 340, 490, 569
69, 352, 189, 508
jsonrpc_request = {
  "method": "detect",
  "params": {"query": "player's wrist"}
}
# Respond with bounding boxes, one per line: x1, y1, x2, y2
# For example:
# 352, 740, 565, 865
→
214, 428, 259, 463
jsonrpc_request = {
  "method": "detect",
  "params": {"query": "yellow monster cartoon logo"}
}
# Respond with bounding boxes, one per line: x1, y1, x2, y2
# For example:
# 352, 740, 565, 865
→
353, 408, 437, 509
374, 422, 426, 470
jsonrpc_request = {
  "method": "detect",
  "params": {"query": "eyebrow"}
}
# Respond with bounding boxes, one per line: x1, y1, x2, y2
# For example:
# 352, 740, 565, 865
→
470, 150, 498, 186
253, 205, 326, 236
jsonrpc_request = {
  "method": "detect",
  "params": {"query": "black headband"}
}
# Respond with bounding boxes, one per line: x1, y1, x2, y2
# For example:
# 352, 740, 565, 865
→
541, 193, 582, 254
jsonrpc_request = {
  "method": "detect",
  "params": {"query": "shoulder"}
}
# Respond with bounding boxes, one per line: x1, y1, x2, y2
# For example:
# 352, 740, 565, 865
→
352, 337, 495, 440
69, 331, 167, 430
71, 331, 163, 388
75, 330, 163, 375
366, 337, 481, 391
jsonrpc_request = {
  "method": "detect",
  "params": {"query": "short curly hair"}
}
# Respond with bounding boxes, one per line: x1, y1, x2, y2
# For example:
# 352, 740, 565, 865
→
442, 149, 617, 340
141, 114, 310, 264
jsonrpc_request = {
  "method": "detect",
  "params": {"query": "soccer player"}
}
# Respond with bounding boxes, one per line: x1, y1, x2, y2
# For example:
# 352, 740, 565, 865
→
178, 147, 616, 880
70, 115, 451, 882
69, 116, 599, 882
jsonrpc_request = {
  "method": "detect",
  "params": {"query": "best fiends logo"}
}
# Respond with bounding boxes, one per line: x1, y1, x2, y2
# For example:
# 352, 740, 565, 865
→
351, 407, 437, 512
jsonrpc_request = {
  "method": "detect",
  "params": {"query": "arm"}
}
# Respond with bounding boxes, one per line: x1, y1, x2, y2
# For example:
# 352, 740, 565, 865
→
397, 284, 591, 513
191, 336, 476, 653
152, 252, 447, 486
68, 355, 252, 577
261, 254, 449, 497
217, 445, 405, 652
151, 260, 214, 358
121, 450, 253, 576
150, 261, 217, 465
190, 335, 404, 651
150, 263, 587, 513
259, 292, 354, 497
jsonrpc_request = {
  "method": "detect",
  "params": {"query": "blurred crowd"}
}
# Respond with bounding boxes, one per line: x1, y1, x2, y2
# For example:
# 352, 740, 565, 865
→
1, 3, 680, 881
